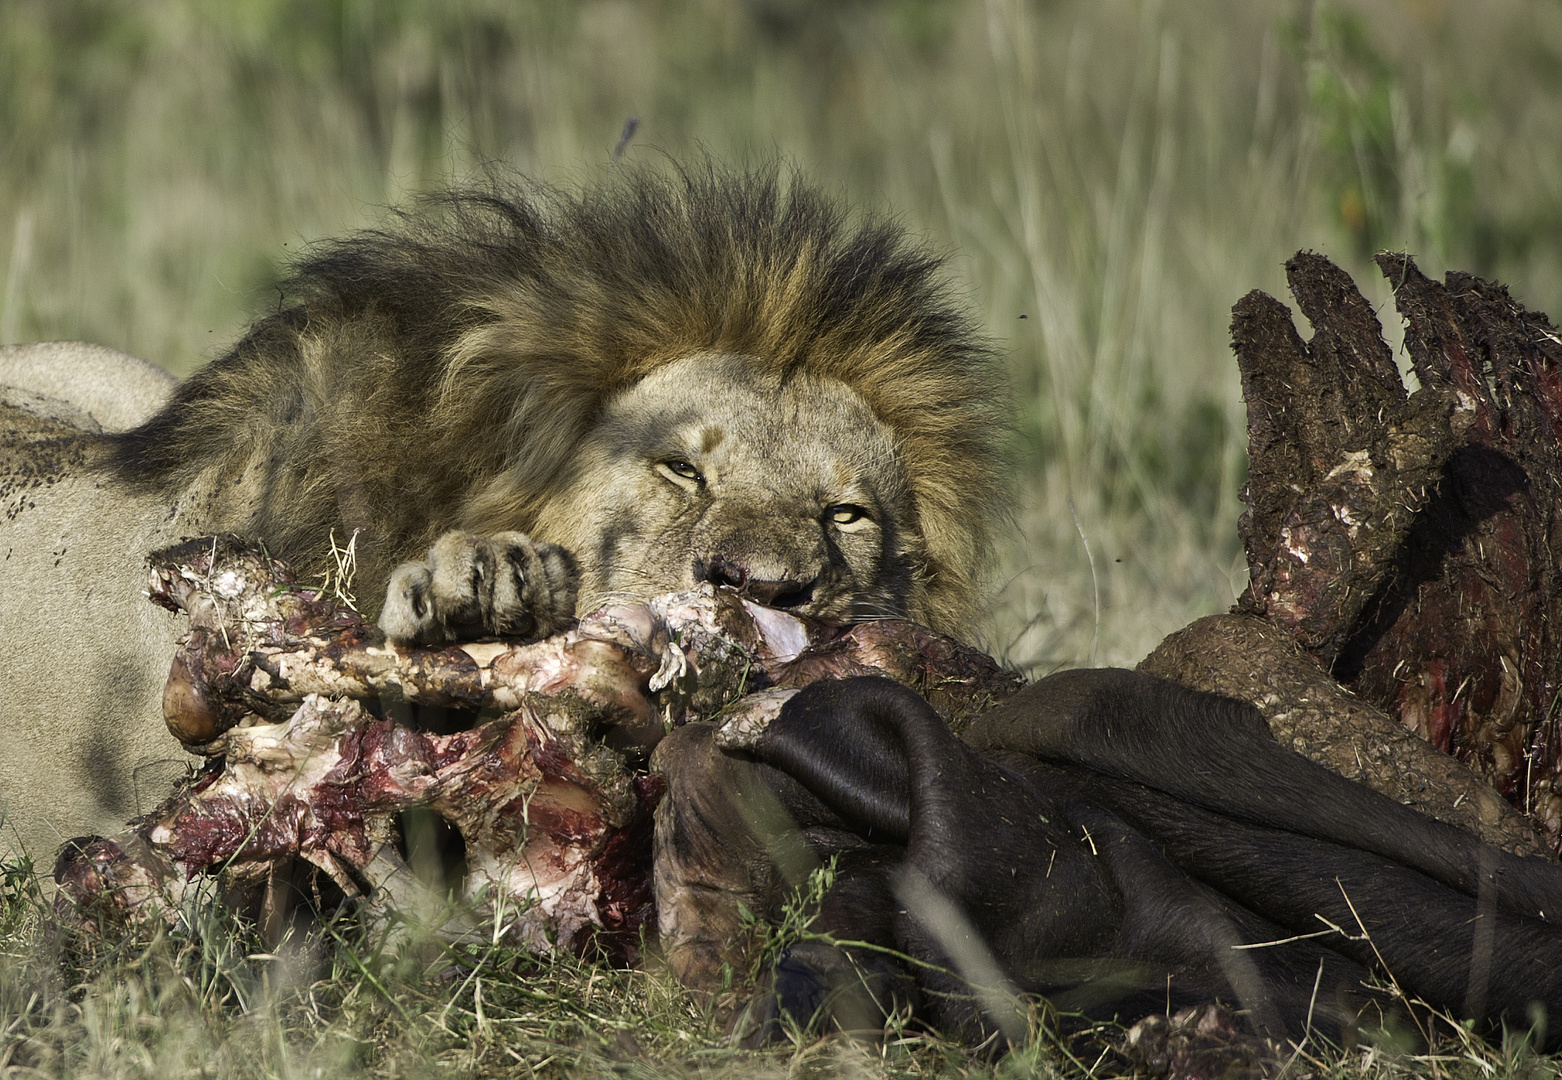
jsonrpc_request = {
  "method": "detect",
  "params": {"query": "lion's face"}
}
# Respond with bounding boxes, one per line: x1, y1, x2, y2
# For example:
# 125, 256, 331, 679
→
534, 354, 919, 624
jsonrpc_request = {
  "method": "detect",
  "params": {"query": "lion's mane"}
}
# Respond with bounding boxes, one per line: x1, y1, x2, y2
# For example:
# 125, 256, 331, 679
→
106, 165, 1010, 634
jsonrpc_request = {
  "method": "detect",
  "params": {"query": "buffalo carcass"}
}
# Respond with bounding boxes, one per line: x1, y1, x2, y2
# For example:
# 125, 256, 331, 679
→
50, 532, 1562, 1057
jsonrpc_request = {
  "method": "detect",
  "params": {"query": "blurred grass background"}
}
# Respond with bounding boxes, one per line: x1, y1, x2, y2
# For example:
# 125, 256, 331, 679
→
4, 0, 1561, 672
5, 2, 1562, 1075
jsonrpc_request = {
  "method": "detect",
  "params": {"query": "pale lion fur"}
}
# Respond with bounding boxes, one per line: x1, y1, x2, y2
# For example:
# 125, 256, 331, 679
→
0, 342, 175, 432
0, 163, 1009, 864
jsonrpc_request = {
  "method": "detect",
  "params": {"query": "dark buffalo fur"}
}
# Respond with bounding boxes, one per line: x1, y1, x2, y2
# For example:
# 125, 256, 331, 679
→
737, 672, 1562, 1048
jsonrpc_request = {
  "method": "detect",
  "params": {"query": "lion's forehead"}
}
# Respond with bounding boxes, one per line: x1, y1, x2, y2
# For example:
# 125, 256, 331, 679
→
604, 353, 907, 493
675, 415, 892, 474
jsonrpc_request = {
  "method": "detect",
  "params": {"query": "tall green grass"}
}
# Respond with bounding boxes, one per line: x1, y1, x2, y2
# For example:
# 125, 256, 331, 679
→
5, 1, 1562, 1074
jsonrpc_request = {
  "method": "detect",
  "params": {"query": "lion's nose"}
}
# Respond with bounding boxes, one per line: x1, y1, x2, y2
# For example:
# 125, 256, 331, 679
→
702, 557, 817, 609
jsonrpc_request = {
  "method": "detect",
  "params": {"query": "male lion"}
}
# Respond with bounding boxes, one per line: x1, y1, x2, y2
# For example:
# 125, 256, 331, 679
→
0, 166, 1009, 864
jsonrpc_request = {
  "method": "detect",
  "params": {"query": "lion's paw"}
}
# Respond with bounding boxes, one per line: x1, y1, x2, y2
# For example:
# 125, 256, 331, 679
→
379, 530, 578, 645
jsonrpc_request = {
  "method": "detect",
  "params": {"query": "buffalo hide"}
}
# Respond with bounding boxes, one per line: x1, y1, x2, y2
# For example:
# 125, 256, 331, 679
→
674, 673, 1562, 1051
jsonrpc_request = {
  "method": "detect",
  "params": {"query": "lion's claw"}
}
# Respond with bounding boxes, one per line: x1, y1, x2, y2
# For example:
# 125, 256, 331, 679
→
379, 530, 578, 644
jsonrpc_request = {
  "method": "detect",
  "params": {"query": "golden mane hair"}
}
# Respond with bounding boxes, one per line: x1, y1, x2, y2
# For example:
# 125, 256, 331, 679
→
107, 164, 1011, 633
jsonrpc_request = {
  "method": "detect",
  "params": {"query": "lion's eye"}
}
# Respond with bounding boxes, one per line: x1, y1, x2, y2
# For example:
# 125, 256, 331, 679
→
659, 460, 704, 484
826, 504, 872, 529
